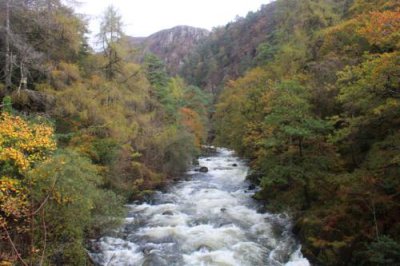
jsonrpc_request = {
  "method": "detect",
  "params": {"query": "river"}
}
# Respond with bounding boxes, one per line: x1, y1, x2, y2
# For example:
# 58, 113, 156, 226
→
90, 148, 310, 266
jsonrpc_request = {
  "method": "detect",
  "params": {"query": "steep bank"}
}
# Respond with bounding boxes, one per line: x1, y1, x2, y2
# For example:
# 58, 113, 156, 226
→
211, 0, 400, 265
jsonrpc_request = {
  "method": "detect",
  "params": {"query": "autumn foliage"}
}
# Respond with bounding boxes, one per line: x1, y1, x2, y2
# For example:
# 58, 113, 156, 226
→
180, 107, 205, 147
0, 112, 55, 228
213, 0, 400, 264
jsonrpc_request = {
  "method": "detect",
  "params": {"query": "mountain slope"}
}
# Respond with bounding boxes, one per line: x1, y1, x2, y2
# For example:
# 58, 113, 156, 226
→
129, 26, 209, 75
180, 2, 278, 94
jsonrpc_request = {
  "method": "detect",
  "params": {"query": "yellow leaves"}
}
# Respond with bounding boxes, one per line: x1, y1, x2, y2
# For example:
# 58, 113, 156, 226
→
51, 191, 74, 205
0, 113, 56, 230
0, 176, 28, 222
0, 261, 13, 266
0, 113, 56, 173
0, 148, 29, 171
308, 236, 355, 249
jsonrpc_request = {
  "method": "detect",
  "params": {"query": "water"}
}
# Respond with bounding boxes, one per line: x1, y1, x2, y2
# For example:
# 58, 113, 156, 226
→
90, 148, 310, 266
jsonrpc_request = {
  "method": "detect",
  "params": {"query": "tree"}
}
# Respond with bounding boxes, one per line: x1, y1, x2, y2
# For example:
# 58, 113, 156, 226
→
4, 0, 12, 89
0, 0, 86, 91
143, 53, 169, 90
98, 5, 124, 80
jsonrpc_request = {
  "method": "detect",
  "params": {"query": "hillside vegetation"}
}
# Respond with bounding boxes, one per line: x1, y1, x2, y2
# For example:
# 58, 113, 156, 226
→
0, 2, 208, 264
207, 0, 400, 264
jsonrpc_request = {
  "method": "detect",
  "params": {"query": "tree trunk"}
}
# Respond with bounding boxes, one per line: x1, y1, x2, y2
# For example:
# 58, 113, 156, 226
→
5, 0, 12, 89
303, 176, 311, 209
18, 61, 27, 94
298, 138, 303, 157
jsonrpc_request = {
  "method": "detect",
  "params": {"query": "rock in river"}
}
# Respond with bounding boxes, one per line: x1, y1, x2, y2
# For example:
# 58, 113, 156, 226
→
199, 166, 208, 173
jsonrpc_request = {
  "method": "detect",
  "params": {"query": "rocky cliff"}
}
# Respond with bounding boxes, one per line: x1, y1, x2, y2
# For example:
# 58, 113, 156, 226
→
129, 26, 209, 75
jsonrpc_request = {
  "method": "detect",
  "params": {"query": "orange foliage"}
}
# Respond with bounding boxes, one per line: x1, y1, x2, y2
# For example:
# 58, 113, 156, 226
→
179, 107, 205, 148
358, 10, 400, 49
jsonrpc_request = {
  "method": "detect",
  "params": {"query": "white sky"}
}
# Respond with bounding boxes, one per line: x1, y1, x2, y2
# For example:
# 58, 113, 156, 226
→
74, 0, 272, 38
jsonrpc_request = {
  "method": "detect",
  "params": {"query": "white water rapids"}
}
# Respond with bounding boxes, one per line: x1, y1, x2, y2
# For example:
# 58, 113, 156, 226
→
90, 148, 310, 266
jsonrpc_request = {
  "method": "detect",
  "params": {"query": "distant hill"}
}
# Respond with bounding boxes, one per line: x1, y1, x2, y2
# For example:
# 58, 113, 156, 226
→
129, 26, 209, 75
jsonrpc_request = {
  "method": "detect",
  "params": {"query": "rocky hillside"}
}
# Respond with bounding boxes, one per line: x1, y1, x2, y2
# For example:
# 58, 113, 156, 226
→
180, 2, 278, 94
129, 26, 209, 75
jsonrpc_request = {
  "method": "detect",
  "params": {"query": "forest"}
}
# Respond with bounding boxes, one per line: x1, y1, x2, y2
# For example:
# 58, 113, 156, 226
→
0, 0, 399, 265
198, 0, 400, 265
0, 1, 209, 264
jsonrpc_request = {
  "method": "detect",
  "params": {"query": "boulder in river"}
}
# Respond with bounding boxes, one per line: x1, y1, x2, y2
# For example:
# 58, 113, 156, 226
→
232, 163, 238, 167
141, 247, 153, 254
199, 166, 208, 173
248, 184, 256, 190
162, 211, 174, 216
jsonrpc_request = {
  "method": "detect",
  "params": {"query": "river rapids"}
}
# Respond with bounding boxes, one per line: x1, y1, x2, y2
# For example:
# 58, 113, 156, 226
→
90, 148, 310, 266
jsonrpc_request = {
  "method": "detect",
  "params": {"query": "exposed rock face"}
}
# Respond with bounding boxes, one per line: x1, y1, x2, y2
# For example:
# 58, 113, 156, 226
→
129, 26, 209, 75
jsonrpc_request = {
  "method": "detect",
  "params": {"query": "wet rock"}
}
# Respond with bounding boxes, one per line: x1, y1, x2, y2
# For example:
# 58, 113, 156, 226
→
199, 166, 208, 173
278, 213, 288, 220
162, 211, 174, 216
219, 222, 233, 227
232, 163, 238, 167
91, 242, 101, 252
201, 146, 217, 156
220, 208, 227, 212
142, 254, 167, 266
258, 206, 268, 213
141, 247, 153, 255
248, 184, 256, 190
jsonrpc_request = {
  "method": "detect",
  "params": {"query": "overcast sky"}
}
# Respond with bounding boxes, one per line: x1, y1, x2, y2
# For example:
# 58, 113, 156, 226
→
74, 0, 271, 38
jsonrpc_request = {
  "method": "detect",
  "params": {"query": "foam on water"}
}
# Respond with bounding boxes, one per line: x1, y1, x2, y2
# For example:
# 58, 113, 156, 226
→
90, 147, 310, 266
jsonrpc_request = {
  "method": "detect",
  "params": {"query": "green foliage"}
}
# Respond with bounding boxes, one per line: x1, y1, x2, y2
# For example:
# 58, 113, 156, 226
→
28, 150, 124, 265
2, 96, 13, 113
212, 1, 400, 265
356, 236, 400, 265
181, 0, 342, 94
91, 138, 120, 165
144, 53, 169, 89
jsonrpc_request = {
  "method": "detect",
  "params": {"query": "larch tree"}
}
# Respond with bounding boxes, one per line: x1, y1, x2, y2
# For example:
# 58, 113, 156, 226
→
98, 5, 124, 80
